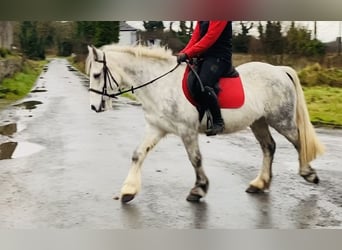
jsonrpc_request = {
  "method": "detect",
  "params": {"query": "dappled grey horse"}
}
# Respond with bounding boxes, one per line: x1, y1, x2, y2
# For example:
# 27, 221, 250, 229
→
86, 44, 324, 203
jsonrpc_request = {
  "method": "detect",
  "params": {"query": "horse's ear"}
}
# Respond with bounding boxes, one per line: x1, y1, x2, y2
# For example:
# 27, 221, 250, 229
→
88, 45, 99, 61
87, 45, 93, 53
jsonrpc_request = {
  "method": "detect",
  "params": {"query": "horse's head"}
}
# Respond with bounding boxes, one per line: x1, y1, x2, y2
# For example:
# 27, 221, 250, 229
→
86, 45, 120, 113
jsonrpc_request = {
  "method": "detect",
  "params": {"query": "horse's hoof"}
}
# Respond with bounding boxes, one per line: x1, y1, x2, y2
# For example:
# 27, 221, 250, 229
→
121, 194, 135, 203
246, 185, 264, 193
186, 194, 202, 202
313, 176, 320, 184
302, 173, 320, 184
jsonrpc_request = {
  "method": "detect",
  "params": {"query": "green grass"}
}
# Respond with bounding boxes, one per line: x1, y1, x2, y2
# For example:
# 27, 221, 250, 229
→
0, 60, 46, 109
304, 86, 342, 128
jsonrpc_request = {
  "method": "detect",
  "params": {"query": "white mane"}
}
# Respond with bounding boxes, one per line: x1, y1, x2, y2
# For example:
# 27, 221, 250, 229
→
102, 44, 174, 61
86, 44, 175, 80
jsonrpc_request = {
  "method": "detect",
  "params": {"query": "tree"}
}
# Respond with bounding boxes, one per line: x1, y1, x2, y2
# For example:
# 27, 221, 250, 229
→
19, 21, 45, 59
285, 22, 325, 57
176, 21, 194, 46
54, 21, 75, 56
36, 21, 55, 50
74, 21, 120, 54
143, 21, 165, 32
233, 21, 253, 53
260, 21, 284, 54
94, 21, 120, 47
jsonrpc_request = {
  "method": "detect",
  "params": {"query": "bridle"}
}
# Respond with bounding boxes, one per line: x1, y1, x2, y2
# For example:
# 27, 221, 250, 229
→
88, 52, 180, 101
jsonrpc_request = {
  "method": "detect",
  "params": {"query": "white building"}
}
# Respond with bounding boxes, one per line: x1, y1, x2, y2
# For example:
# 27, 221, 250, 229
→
118, 21, 138, 46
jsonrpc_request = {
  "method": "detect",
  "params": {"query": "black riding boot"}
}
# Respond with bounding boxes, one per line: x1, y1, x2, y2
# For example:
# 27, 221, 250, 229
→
204, 87, 225, 136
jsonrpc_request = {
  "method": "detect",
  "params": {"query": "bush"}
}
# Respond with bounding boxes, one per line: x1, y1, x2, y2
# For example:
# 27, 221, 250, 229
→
299, 63, 342, 87
0, 48, 10, 58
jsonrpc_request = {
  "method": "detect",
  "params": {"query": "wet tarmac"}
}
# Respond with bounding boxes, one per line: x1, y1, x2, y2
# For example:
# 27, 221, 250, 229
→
0, 58, 341, 229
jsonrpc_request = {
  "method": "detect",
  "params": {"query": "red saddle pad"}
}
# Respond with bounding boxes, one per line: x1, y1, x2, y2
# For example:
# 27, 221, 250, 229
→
182, 66, 245, 109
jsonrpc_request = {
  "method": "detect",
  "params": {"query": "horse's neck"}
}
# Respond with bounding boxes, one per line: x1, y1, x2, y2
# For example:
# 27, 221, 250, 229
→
120, 56, 176, 106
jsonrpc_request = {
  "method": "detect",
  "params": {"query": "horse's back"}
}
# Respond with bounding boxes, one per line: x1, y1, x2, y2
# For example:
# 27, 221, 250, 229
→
237, 61, 285, 76
237, 61, 295, 91
231, 61, 297, 125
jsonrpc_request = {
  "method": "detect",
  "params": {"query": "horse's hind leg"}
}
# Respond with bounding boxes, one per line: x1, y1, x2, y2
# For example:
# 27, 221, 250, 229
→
181, 132, 209, 202
246, 118, 276, 193
272, 123, 319, 184
120, 126, 165, 203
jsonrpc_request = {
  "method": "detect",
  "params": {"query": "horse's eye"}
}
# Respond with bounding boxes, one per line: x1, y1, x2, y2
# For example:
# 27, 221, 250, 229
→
93, 73, 101, 79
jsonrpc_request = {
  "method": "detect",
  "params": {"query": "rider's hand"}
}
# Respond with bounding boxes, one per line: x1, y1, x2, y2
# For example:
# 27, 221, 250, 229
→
176, 53, 188, 64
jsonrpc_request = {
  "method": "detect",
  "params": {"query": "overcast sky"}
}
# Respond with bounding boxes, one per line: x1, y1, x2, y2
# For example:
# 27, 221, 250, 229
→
127, 21, 342, 43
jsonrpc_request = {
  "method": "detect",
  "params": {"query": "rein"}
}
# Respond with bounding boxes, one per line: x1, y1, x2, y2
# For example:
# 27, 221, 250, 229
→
89, 52, 180, 99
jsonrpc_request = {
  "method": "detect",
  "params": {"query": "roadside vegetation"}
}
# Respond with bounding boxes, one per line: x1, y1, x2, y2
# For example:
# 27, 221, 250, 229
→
303, 86, 342, 128
297, 63, 342, 127
0, 59, 46, 109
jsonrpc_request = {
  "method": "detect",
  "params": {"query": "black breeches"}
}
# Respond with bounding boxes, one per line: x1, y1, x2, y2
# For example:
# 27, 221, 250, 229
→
191, 57, 231, 103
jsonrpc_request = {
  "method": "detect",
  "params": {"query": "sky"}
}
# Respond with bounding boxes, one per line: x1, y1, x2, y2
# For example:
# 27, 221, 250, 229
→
127, 21, 342, 43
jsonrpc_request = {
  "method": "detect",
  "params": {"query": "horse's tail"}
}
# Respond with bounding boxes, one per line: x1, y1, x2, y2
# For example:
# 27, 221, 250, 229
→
279, 66, 325, 165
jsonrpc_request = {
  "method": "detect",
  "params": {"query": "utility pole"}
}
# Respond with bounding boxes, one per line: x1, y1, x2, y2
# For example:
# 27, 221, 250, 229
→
338, 21, 341, 56
314, 21, 317, 40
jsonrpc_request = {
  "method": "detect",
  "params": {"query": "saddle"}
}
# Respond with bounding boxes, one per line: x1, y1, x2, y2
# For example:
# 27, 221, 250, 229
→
182, 65, 245, 109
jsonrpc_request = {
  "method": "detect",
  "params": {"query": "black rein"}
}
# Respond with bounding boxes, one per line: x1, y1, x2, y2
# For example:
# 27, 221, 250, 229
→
88, 52, 181, 99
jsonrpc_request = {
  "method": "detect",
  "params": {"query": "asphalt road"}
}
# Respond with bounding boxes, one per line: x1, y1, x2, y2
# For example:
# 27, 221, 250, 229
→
0, 58, 341, 229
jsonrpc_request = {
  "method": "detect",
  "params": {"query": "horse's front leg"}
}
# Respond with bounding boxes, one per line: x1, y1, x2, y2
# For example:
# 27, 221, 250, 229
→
246, 118, 276, 193
120, 126, 165, 203
181, 132, 209, 202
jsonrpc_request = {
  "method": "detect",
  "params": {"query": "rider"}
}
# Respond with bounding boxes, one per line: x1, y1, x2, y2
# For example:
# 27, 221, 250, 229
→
177, 21, 233, 136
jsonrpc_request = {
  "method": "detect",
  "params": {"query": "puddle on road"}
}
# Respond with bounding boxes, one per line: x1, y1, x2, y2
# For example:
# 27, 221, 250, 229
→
0, 141, 44, 160
0, 141, 18, 160
0, 122, 43, 160
31, 88, 47, 93
67, 65, 77, 72
14, 100, 43, 110
0, 123, 17, 136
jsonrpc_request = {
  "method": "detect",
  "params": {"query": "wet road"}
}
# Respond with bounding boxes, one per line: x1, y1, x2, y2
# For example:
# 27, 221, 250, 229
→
0, 58, 342, 229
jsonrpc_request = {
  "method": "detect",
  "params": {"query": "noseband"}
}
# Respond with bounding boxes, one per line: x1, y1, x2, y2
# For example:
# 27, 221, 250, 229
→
89, 53, 120, 100
88, 52, 180, 101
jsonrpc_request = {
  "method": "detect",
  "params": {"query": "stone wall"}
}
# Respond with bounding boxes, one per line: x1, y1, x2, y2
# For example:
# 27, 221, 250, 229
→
0, 57, 23, 83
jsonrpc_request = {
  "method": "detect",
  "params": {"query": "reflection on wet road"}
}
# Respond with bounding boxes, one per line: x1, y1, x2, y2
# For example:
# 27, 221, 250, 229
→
0, 58, 341, 229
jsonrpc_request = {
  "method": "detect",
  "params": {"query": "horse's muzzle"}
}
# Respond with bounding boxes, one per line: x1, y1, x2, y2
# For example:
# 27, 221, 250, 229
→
91, 105, 104, 113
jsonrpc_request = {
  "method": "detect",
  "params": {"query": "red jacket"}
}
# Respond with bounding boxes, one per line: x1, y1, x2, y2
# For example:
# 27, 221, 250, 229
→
181, 21, 230, 59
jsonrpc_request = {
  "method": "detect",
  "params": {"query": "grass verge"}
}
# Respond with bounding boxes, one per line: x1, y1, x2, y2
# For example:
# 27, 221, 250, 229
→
304, 86, 342, 128
0, 59, 47, 109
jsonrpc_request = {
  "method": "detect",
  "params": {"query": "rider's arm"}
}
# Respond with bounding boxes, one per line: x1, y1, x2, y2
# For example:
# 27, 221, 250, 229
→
180, 22, 200, 54
182, 21, 228, 58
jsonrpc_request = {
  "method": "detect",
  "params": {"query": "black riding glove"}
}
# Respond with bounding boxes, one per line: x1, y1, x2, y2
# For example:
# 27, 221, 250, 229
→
176, 53, 188, 64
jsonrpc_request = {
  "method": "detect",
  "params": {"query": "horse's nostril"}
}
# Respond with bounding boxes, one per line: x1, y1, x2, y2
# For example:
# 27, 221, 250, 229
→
91, 105, 97, 112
